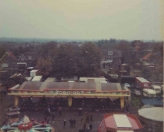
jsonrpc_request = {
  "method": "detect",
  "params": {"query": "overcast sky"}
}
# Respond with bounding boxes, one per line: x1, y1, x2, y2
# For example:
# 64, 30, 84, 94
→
0, 0, 163, 41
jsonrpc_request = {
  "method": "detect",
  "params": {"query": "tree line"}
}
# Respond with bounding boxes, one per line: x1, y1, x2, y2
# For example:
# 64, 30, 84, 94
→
0, 39, 163, 80
36, 42, 102, 79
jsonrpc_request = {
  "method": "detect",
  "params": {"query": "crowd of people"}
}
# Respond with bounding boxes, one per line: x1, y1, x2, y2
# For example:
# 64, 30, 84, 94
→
20, 97, 122, 112
43, 106, 94, 132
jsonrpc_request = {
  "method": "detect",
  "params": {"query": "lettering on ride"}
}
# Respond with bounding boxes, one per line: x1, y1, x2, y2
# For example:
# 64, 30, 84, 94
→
54, 91, 84, 94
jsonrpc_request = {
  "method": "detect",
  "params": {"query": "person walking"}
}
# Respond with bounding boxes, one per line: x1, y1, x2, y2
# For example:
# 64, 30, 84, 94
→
86, 127, 90, 132
47, 117, 49, 124
45, 116, 48, 122
83, 123, 86, 129
47, 107, 51, 117
44, 108, 47, 116
78, 107, 82, 116
89, 124, 93, 131
69, 119, 73, 128
63, 119, 66, 128
45, 116, 49, 124
81, 118, 83, 123
0, 97, 3, 104
58, 106, 62, 115
86, 115, 89, 123
73, 119, 76, 127
51, 112, 55, 122
89, 113, 93, 122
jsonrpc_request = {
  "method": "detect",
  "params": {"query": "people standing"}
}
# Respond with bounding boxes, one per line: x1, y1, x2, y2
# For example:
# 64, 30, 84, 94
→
63, 119, 66, 128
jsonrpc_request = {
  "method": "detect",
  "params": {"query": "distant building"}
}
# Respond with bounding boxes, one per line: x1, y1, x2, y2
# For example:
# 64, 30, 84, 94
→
0, 52, 17, 75
130, 69, 142, 77
101, 49, 122, 73
17, 52, 37, 68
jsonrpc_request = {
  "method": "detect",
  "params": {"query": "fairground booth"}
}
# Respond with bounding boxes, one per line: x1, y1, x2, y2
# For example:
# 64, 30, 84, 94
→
138, 107, 163, 132
8, 79, 130, 109
98, 113, 143, 132
7, 106, 20, 124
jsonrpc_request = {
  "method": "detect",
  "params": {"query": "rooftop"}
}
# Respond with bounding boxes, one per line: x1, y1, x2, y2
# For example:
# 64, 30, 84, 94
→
8, 82, 130, 98
136, 77, 149, 83
138, 107, 164, 122
101, 113, 143, 130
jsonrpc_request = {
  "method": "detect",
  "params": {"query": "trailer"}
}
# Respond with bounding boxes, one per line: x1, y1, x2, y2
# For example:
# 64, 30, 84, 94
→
135, 77, 150, 89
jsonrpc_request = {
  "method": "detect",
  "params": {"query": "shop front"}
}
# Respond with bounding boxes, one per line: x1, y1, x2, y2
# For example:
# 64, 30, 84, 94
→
8, 82, 130, 109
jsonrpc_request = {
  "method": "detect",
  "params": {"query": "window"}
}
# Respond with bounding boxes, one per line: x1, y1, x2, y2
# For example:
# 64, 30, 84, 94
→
28, 56, 32, 60
2, 63, 8, 67
144, 83, 148, 87
108, 51, 113, 55
21, 57, 24, 60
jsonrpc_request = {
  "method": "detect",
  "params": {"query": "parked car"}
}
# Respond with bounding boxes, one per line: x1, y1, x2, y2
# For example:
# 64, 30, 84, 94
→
151, 85, 161, 94
143, 89, 156, 97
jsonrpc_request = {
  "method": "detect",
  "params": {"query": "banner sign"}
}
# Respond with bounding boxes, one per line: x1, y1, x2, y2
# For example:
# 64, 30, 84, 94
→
54, 90, 84, 94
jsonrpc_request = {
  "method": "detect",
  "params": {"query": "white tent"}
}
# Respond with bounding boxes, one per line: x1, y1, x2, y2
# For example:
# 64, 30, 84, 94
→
138, 107, 164, 122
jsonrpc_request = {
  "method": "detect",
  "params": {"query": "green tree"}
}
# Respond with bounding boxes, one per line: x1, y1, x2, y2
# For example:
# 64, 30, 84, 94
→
53, 44, 78, 77
0, 45, 6, 58
38, 41, 58, 59
37, 42, 102, 78
36, 57, 53, 78
77, 42, 102, 77
114, 40, 131, 63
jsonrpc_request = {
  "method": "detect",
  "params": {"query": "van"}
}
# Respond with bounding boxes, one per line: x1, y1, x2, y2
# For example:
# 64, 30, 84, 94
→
151, 85, 161, 94
143, 89, 156, 97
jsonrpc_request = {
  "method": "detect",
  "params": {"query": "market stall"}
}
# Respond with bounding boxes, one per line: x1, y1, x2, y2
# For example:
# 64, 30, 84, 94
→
138, 107, 163, 132
98, 113, 143, 132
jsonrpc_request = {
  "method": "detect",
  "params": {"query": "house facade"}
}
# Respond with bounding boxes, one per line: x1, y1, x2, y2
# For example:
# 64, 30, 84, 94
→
101, 49, 122, 72
17, 52, 37, 68
0, 52, 18, 76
